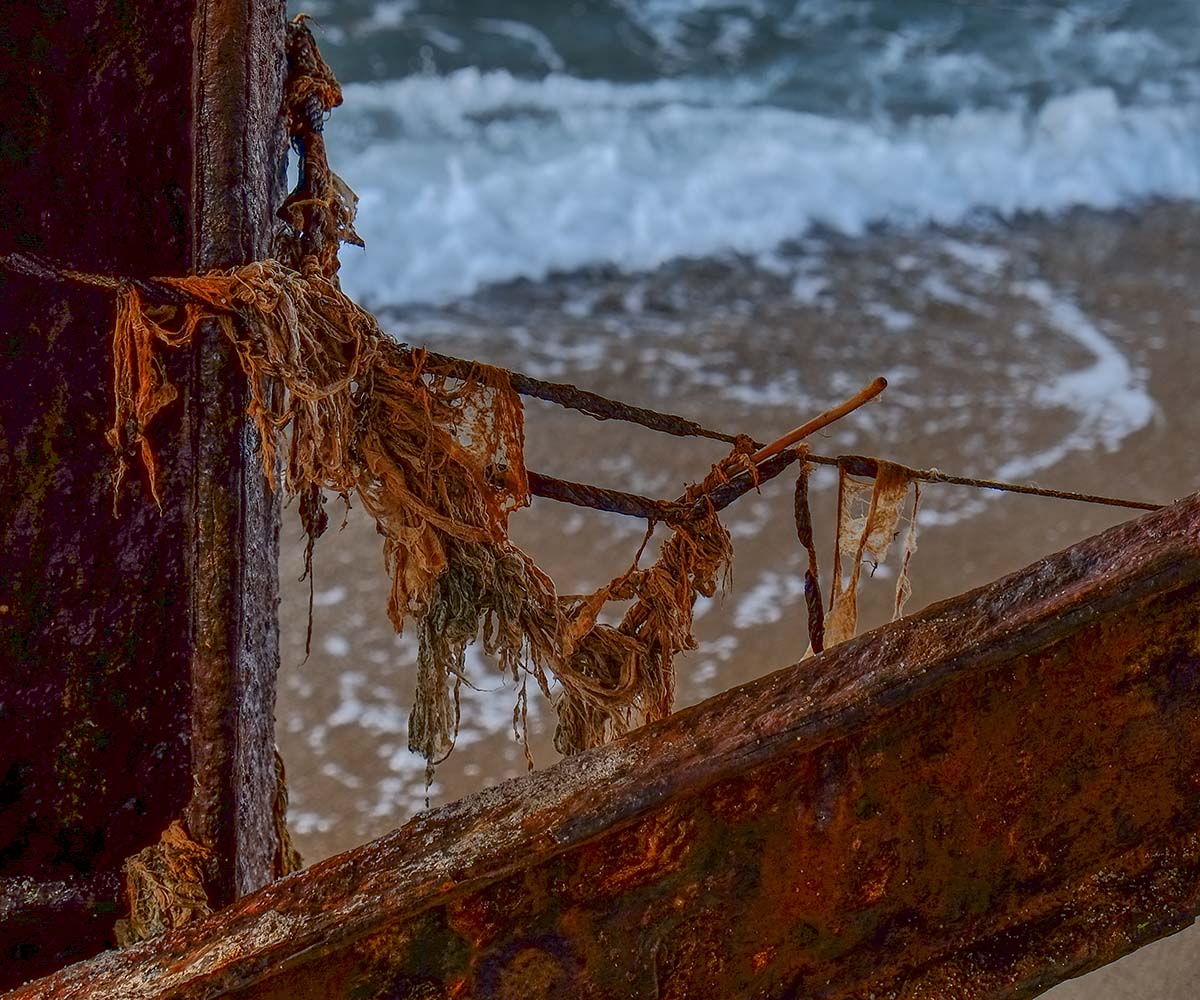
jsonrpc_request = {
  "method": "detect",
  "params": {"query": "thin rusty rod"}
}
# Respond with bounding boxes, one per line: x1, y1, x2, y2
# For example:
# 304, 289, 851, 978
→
813, 454, 1163, 513
0, 251, 739, 445
0, 252, 1166, 514
482, 362, 1160, 513
750, 377, 888, 463
526, 449, 802, 523
0, 250, 193, 305
423, 351, 740, 446
525, 472, 674, 521
527, 451, 1162, 521
587, 379, 890, 523
702, 450, 802, 513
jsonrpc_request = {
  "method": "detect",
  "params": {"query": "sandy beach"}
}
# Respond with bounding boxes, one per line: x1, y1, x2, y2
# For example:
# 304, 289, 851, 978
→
275, 200, 1200, 994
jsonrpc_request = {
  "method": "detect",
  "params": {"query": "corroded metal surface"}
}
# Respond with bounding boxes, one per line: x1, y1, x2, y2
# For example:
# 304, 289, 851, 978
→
186, 0, 287, 907
14, 496, 1200, 998
0, 0, 284, 986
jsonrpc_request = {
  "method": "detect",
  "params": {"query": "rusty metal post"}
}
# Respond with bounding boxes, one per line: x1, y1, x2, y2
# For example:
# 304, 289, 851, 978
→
0, 0, 286, 988
14, 496, 1200, 999
188, 0, 288, 907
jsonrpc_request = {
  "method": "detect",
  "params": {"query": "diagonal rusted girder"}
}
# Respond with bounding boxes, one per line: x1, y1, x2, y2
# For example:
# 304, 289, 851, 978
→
12, 495, 1200, 999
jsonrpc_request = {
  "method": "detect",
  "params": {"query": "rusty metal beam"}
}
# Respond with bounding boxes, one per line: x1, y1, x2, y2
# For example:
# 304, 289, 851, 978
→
187, 0, 288, 907
0, 0, 285, 986
13, 495, 1200, 999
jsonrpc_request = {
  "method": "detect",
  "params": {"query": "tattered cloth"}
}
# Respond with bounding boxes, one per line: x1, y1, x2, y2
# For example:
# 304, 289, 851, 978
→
824, 459, 921, 648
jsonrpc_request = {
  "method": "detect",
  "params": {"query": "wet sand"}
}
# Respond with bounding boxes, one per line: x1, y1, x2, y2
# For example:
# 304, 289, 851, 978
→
276, 200, 1200, 994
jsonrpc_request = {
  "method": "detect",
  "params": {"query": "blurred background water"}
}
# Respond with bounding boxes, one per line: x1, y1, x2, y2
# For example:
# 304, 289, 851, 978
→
300, 0, 1200, 306
276, 5, 1200, 994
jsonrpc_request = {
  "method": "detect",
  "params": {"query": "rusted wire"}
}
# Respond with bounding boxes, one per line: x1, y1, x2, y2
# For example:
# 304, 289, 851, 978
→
0, 250, 1167, 516
527, 449, 801, 523
0, 250, 193, 305
0, 250, 736, 441
424, 351, 740, 445
526, 471, 676, 521
813, 455, 1163, 513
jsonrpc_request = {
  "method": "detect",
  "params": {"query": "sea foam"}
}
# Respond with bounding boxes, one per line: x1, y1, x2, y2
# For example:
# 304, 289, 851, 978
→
328, 71, 1200, 306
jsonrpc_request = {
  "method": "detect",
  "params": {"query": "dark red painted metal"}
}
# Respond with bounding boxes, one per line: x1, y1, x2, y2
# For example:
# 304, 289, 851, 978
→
14, 496, 1200, 998
0, 0, 285, 987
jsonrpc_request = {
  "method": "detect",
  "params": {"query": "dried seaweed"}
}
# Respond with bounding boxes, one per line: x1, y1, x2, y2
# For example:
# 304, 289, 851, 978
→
278, 15, 362, 277
108, 264, 565, 765
106, 293, 193, 508
107, 257, 761, 767
108, 238, 889, 766
273, 748, 304, 877
106, 21, 786, 769
114, 820, 215, 947
551, 445, 749, 753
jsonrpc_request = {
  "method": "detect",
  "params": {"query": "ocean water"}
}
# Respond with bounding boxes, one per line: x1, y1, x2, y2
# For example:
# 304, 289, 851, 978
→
298, 0, 1200, 305
278, 1, 1200, 884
